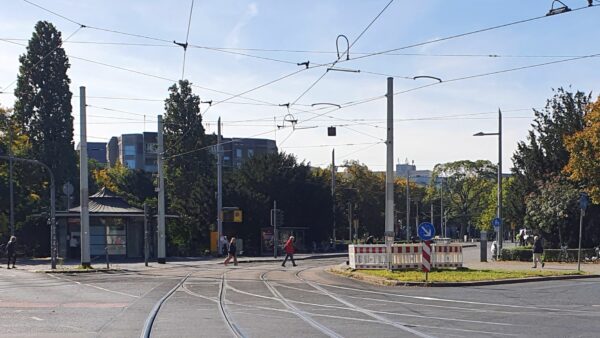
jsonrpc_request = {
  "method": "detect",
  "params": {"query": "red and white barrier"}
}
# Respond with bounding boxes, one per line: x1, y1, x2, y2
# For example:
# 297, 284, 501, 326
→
348, 243, 462, 270
422, 241, 432, 272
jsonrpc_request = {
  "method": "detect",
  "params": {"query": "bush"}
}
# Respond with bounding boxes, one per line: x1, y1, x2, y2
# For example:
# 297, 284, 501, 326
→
500, 246, 532, 261
500, 247, 597, 262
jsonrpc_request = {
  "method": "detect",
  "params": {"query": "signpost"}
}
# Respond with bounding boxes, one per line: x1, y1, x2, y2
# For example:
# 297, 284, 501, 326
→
418, 222, 435, 281
492, 217, 501, 260
577, 192, 589, 271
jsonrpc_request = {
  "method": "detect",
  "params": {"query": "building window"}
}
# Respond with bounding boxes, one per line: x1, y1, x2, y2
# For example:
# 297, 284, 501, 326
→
125, 160, 136, 168
236, 149, 242, 158
145, 143, 158, 153
248, 149, 254, 158
124, 145, 136, 156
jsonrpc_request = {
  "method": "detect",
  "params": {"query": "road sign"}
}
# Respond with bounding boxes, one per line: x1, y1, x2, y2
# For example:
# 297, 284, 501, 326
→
417, 222, 435, 241
233, 210, 243, 223
492, 217, 501, 231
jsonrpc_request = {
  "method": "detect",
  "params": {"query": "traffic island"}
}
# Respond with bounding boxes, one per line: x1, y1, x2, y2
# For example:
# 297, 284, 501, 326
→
329, 265, 597, 287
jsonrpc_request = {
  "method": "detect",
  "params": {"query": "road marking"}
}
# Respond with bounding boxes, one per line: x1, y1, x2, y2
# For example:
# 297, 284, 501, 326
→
231, 300, 516, 337
47, 273, 138, 298
30, 316, 44, 321
314, 282, 595, 314
303, 279, 434, 338
261, 271, 343, 338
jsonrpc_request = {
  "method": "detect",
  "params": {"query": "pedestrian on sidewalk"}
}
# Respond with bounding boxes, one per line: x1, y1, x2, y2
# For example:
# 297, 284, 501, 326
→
223, 237, 238, 266
220, 235, 228, 257
6, 236, 17, 269
532, 235, 545, 268
490, 240, 498, 260
282, 235, 297, 267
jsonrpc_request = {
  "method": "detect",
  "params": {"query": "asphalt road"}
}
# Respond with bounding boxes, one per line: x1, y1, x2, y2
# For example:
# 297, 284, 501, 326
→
0, 257, 599, 337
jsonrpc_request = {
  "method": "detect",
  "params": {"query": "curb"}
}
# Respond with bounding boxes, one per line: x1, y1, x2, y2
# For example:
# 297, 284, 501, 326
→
35, 268, 129, 274
329, 266, 600, 287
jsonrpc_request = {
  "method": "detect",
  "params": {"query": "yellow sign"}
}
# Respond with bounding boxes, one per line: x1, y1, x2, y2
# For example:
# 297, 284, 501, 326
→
234, 210, 243, 223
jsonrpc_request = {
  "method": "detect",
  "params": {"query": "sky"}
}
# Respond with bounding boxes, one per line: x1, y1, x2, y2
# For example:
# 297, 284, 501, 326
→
1, 0, 599, 172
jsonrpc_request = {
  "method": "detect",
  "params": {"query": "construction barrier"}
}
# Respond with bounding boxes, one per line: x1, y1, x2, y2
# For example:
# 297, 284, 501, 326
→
349, 243, 463, 270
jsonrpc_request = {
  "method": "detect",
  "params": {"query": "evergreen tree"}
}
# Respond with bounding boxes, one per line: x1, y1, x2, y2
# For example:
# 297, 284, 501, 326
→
163, 80, 215, 255
13, 21, 77, 199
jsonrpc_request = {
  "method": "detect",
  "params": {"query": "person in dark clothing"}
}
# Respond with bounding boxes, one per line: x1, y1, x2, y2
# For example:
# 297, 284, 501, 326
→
532, 235, 544, 268
282, 236, 296, 267
6, 236, 17, 269
223, 237, 238, 266
365, 236, 375, 244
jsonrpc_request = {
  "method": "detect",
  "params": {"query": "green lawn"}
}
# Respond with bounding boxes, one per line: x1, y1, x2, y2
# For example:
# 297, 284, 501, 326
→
355, 268, 583, 282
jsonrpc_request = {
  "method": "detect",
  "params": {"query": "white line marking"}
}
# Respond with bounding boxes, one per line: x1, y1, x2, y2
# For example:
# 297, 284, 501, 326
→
315, 282, 594, 314
304, 280, 434, 338
230, 300, 516, 336
30, 316, 44, 321
47, 273, 138, 298
261, 272, 343, 338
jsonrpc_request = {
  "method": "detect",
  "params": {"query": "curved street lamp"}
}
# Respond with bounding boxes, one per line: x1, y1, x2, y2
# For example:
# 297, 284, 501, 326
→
473, 109, 503, 260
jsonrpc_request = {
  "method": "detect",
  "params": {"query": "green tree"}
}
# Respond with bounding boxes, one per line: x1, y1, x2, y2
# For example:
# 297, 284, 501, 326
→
524, 176, 579, 246
13, 21, 77, 201
511, 87, 591, 244
225, 152, 331, 254
163, 80, 215, 255
432, 160, 496, 237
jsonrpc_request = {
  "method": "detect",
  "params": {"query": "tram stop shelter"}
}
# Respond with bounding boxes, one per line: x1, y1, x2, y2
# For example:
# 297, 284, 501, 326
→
56, 187, 150, 259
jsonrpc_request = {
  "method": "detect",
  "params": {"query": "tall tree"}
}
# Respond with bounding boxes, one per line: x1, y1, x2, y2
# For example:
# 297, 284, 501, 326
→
432, 160, 496, 237
512, 88, 589, 181
511, 87, 591, 243
13, 21, 77, 197
163, 80, 215, 255
564, 95, 600, 203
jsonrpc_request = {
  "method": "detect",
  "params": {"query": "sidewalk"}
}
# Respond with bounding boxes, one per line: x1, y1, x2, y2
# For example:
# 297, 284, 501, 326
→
8, 252, 348, 273
463, 243, 600, 274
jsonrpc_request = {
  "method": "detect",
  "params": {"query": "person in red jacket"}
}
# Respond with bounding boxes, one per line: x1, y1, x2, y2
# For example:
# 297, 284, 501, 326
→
282, 235, 297, 267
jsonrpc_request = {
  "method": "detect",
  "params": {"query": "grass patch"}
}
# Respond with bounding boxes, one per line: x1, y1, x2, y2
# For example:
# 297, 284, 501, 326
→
356, 268, 584, 282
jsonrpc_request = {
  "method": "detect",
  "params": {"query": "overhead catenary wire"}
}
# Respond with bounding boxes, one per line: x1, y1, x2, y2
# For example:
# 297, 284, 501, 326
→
179, 0, 195, 80
290, 0, 395, 106
340, 4, 598, 64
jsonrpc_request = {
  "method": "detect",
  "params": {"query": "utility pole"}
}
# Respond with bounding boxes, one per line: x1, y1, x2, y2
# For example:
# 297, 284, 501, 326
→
79, 86, 91, 268
8, 121, 14, 236
273, 200, 278, 258
144, 203, 149, 266
331, 149, 336, 243
217, 117, 223, 256
347, 202, 352, 243
497, 109, 503, 252
406, 169, 410, 241
385, 77, 394, 270
440, 177, 444, 238
430, 203, 434, 229
157, 115, 166, 264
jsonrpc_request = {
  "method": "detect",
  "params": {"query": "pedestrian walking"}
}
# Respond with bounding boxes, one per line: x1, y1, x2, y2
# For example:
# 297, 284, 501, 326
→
223, 237, 238, 266
221, 235, 228, 257
532, 235, 545, 268
490, 240, 498, 260
282, 235, 297, 267
6, 236, 17, 269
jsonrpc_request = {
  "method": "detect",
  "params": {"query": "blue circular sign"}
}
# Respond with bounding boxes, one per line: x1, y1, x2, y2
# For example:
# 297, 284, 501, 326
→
418, 222, 435, 241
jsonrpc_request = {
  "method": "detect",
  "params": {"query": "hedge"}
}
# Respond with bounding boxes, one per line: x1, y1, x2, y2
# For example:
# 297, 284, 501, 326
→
500, 246, 597, 262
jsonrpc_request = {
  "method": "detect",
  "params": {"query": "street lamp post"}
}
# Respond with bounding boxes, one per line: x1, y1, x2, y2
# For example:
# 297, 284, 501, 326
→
474, 109, 503, 256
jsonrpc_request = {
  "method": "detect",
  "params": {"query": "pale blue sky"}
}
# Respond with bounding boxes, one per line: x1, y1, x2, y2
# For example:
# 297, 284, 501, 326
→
1, 1, 599, 171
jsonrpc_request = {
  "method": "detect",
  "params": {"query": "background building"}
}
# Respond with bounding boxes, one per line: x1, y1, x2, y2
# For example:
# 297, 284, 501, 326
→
396, 163, 432, 186
221, 137, 277, 169
76, 142, 107, 166
106, 132, 158, 173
